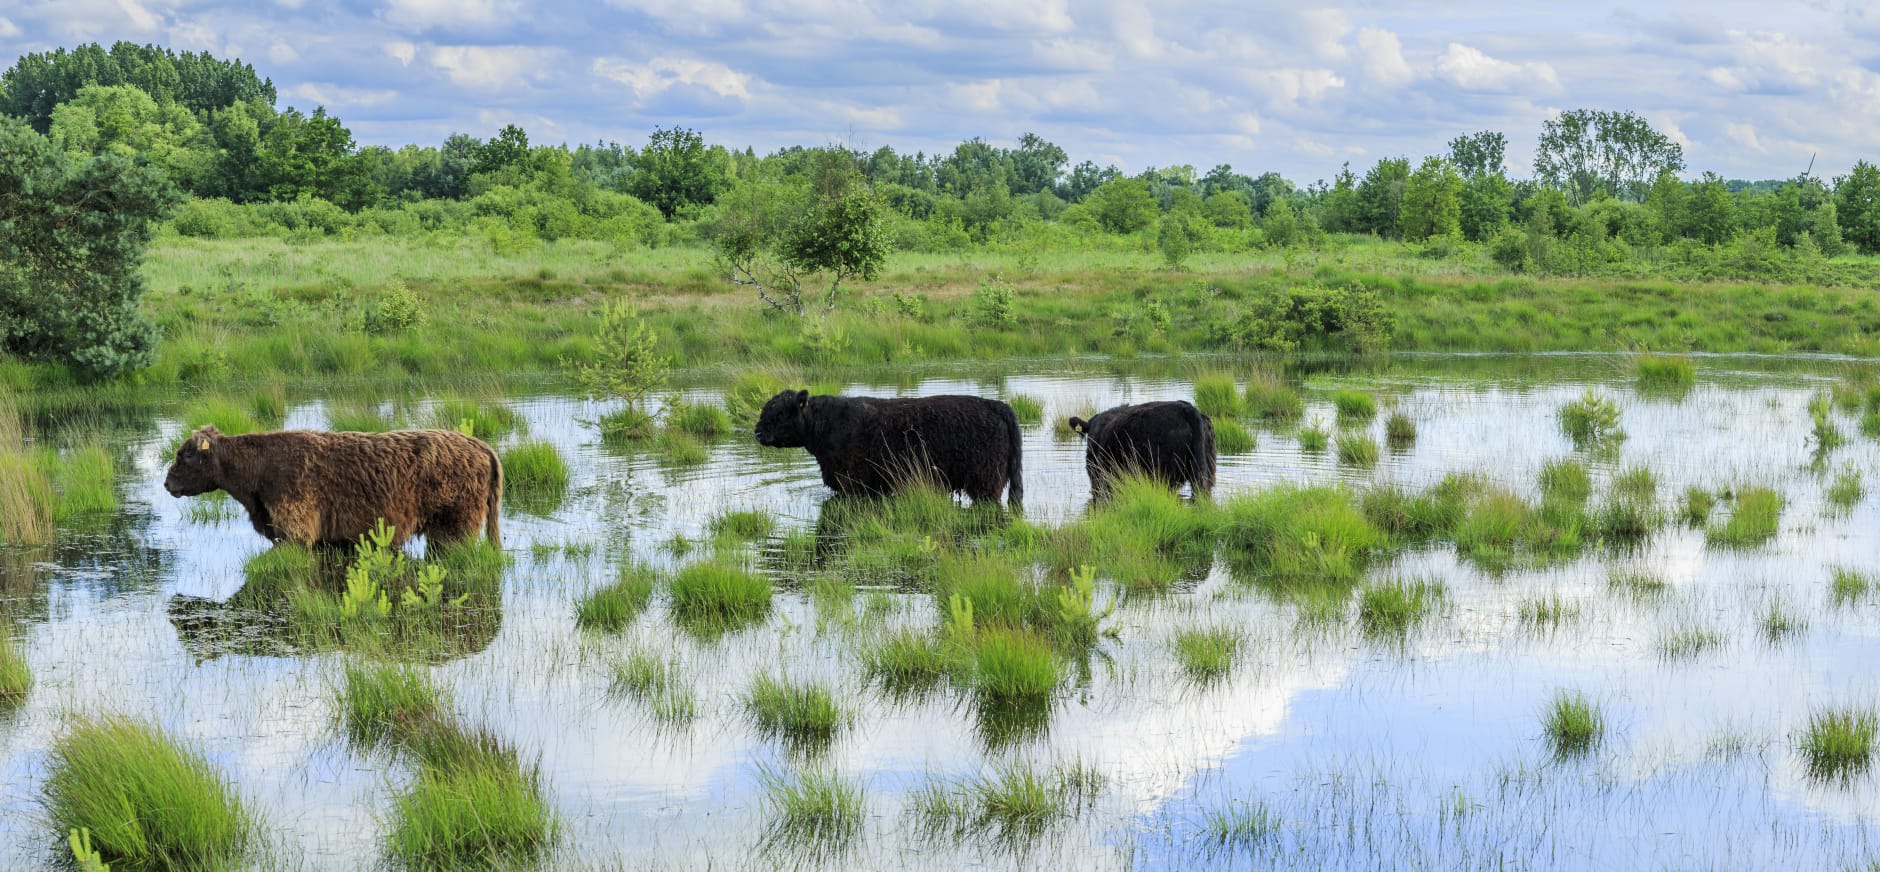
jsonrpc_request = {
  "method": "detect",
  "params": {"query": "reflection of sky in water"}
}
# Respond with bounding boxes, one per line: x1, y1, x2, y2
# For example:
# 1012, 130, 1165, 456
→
2, 355, 1879, 869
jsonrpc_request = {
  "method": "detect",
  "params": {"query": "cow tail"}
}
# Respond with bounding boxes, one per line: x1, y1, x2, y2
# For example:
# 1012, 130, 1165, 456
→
1193, 405, 1218, 494
1004, 402, 1024, 506
483, 439, 504, 550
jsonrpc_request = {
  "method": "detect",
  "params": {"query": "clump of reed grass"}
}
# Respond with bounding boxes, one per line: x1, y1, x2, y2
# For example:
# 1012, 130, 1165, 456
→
502, 441, 569, 515
1706, 486, 1782, 548
709, 509, 775, 541
1007, 394, 1044, 427
666, 399, 730, 437
1243, 370, 1302, 421
1296, 420, 1329, 453
1538, 458, 1591, 504
1827, 468, 1864, 511
610, 649, 696, 723
1608, 569, 1668, 599
746, 675, 846, 750
53, 443, 116, 521
1193, 373, 1241, 419
1634, 355, 1695, 390
1358, 578, 1445, 638
1219, 484, 1386, 587
45, 714, 253, 871
434, 396, 523, 439
326, 400, 394, 433
1761, 599, 1806, 642
970, 627, 1061, 706
338, 662, 448, 747
913, 759, 1104, 844
596, 405, 656, 444
179, 396, 263, 437
668, 561, 773, 634
1543, 691, 1603, 758
1330, 389, 1376, 421
1557, 389, 1623, 446
0, 438, 54, 545
653, 428, 709, 464
389, 726, 556, 869
1213, 419, 1255, 454
1799, 705, 1879, 781
1811, 391, 1845, 452
1334, 432, 1378, 467
1172, 625, 1244, 684
863, 630, 958, 696
1612, 466, 1656, 502
1201, 799, 1279, 850
1384, 412, 1416, 448
1658, 623, 1725, 659
725, 371, 791, 426
0, 632, 30, 704
1517, 594, 1578, 630
756, 766, 866, 852
574, 565, 656, 632
1678, 486, 1716, 526
1832, 567, 1875, 605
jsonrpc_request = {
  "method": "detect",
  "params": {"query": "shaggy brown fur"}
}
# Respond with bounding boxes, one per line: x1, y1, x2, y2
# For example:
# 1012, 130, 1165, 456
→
164, 425, 503, 549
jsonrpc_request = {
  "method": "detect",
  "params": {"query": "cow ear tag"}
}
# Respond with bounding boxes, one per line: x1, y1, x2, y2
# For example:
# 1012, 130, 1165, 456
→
199, 439, 211, 451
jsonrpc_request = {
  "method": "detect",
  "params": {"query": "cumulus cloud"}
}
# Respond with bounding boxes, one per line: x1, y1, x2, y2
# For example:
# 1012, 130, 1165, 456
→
0, 17, 19, 38
380, 0, 519, 31
429, 45, 561, 91
1434, 42, 1561, 93
592, 56, 753, 102
1353, 27, 1413, 87
289, 82, 399, 109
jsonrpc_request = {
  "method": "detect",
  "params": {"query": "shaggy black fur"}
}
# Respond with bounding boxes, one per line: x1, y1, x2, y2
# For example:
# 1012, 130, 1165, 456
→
754, 390, 1023, 505
1068, 400, 1216, 499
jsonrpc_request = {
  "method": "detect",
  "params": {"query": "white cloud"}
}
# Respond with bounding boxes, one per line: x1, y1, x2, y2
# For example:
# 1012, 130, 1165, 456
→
601, 0, 749, 35
1704, 30, 1826, 95
948, 79, 1005, 112
385, 41, 417, 66
1032, 37, 1114, 72
1724, 121, 1764, 152
1241, 67, 1345, 108
913, 0, 1073, 33
0, 17, 22, 38
381, 0, 517, 30
1434, 42, 1560, 93
289, 82, 399, 109
267, 40, 300, 65
429, 45, 561, 90
1233, 113, 1261, 136
1111, 0, 1162, 59
1296, 8, 1352, 62
1353, 26, 1413, 87
591, 56, 753, 101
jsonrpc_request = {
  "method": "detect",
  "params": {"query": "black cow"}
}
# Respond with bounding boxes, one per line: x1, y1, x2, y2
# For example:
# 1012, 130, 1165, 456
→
754, 390, 1023, 505
1068, 400, 1216, 499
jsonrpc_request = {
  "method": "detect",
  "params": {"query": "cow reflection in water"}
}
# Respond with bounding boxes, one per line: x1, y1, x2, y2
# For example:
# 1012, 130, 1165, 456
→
167, 542, 504, 664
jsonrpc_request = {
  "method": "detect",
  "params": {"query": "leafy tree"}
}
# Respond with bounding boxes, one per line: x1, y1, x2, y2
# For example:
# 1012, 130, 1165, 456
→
256, 107, 366, 204
1009, 133, 1067, 196
1458, 172, 1514, 241
1448, 131, 1507, 178
711, 154, 888, 318
1402, 158, 1463, 242
1354, 158, 1410, 238
1158, 190, 1208, 268
1248, 172, 1296, 217
474, 124, 530, 177
1687, 172, 1737, 245
0, 117, 180, 376
1203, 190, 1253, 229
0, 41, 275, 133
1535, 109, 1685, 205
1836, 160, 1880, 254
1319, 163, 1358, 233
1060, 160, 1118, 202
628, 127, 727, 219
1646, 169, 1688, 243
1083, 177, 1159, 234
47, 84, 209, 189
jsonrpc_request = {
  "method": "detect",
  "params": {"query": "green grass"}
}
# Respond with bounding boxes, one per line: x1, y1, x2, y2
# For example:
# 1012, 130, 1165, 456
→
596, 405, 656, 444
666, 399, 731, 437
652, 428, 709, 464
1608, 569, 1668, 599
178, 396, 263, 436
862, 630, 958, 695
337, 662, 448, 747
724, 371, 792, 426
1193, 373, 1241, 419
1832, 567, 1875, 605
756, 766, 866, 850
1543, 691, 1603, 758
1557, 390, 1623, 446
574, 566, 657, 632
0, 438, 54, 545
389, 726, 556, 870
1679, 486, 1716, 525
667, 561, 773, 634
1334, 432, 1378, 467
1213, 418, 1255, 454
1799, 705, 1879, 780
1296, 420, 1329, 453
1243, 370, 1303, 421
970, 627, 1061, 705
1612, 466, 1656, 502
915, 759, 1104, 844
501, 440, 569, 515
1634, 354, 1696, 390
1707, 487, 1783, 548
1658, 623, 1725, 659
45, 714, 253, 871
1384, 412, 1416, 447
1007, 394, 1044, 427
1762, 599, 1807, 642
609, 649, 696, 723
434, 396, 523, 440
1517, 594, 1578, 629
708, 509, 775, 541
1330, 389, 1376, 420
1827, 468, 1864, 510
1202, 800, 1280, 850
745, 674, 846, 749
0, 633, 30, 704
52, 443, 117, 521
1220, 484, 1387, 587
326, 400, 395, 432
1358, 579, 1446, 637
1172, 625, 1244, 683
1539, 458, 1591, 504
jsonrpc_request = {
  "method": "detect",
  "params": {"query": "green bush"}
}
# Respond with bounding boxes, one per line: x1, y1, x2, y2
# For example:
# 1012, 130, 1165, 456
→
1212, 282, 1394, 354
363, 281, 426, 335
972, 277, 1017, 328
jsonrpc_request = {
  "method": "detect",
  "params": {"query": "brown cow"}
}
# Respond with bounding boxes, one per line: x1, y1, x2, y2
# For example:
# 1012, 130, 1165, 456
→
163, 425, 503, 550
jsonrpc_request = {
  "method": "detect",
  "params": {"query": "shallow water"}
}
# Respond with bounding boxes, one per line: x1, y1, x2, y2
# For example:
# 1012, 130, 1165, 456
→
4, 354, 1880, 870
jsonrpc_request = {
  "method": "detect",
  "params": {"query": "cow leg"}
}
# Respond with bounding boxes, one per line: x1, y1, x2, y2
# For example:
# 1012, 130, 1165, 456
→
269, 498, 323, 548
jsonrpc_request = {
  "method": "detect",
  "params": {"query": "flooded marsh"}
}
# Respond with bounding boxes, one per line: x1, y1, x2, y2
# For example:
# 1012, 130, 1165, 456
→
3, 353, 1880, 870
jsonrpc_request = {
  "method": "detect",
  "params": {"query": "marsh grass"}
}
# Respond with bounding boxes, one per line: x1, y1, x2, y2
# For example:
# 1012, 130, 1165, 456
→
0, 632, 29, 704
1608, 569, 1668, 599
1243, 370, 1302, 421
1799, 706, 1879, 781
1539, 458, 1591, 504
610, 649, 696, 723
1612, 466, 1656, 502
1202, 800, 1280, 851
1220, 485, 1386, 588
756, 766, 865, 853
178, 396, 263, 437
1358, 578, 1446, 638
0, 445, 54, 546
596, 406, 656, 444
1194, 373, 1241, 419
45, 714, 253, 871
1707, 487, 1782, 548
914, 759, 1105, 845
1172, 625, 1244, 684
709, 509, 775, 541
501, 441, 568, 491
666, 400, 731, 437
1557, 390, 1623, 446
1331, 389, 1376, 421
326, 400, 395, 432
1658, 623, 1725, 659
1384, 412, 1416, 448
1296, 419, 1329, 453
434, 396, 522, 440
338, 662, 448, 748
1213, 419, 1256, 454
53, 443, 117, 521
1543, 691, 1603, 758
653, 428, 709, 464
1831, 567, 1875, 605
1334, 432, 1378, 467
1517, 594, 1579, 630
1634, 355, 1696, 391
863, 630, 958, 696
724, 371, 792, 426
970, 627, 1061, 705
669, 561, 773, 634
1827, 468, 1864, 511
1762, 599, 1807, 642
574, 566, 656, 632
390, 726, 556, 870
1007, 394, 1044, 427
746, 675, 846, 750
1679, 486, 1716, 526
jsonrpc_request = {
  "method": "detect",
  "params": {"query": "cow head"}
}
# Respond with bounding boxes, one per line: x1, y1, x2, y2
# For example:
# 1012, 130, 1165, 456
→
1067, 416, 1090, 438
754, 389, 812, 448
164, 425, 226, 497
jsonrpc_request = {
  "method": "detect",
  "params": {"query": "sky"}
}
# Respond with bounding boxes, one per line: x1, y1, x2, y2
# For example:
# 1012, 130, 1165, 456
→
2, 0, 1877, 183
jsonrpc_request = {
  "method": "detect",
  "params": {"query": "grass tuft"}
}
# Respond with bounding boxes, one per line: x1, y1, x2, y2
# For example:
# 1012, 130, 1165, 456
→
1202, 800, 1280, 850
1358, 578, 1445, 638
501, 441, 569, 515
1800, 706, 1879, 781
1213, 418, 1256, 454
1384, 412, 1416, 448
709, 509, 775, 541
1658, 623, 1725, 659
1193, 373, 1240, 419
610, 649, 696, 723
338, 662, 448, 748
1634, 355, 1696, 390
1243, 370, 1302, 421
1539, 458, 1591, 504
1172, 625, 1244, 684
1007, 394, 1044, 427
1678, 486, 1716, 526
1543, 691, 1603, 758
1831, 567, 1876, 605
1557, 389, 1623, 446
1296, 420, 1329, 453
668, 561, 773, 635
970, 627, 1061, 706
53, 443, 117, 521
756, 766, 866, 851
0, 633, 30, 704
1706, 486, 1782, 548
666, 400, 730, 437
1517, 594, 1578, 630
389, 726, 555, 869
1334, 431, 1378, 467
434, 396, 522, 440
1827, 468, 1864, 511
746, 674, 846, 750
574, 565, 657, 632
1330, 389, 1376, 421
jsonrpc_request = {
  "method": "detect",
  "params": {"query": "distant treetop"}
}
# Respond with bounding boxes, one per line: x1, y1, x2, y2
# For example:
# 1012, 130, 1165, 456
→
0, 41, 276, 133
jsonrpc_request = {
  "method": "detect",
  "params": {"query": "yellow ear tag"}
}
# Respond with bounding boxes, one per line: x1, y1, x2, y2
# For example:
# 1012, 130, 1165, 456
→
198, 439, 210, 451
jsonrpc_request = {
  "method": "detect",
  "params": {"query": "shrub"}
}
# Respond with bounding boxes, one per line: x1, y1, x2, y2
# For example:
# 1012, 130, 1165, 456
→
45, 715, 252, 870
363, 281, 426, 334
563, 301, 670, 407
1557, 390, 1623, 446
972, 276, 1018, 328
1212, 282, 1394, 354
